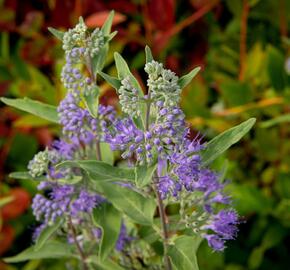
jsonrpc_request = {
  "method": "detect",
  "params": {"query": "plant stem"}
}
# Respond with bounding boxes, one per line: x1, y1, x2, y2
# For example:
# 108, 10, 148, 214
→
86, 55, 102, 162
68, 217, 89, 270
145, 93, 151, 130
144, 92, 171, 269
96, 139, 102, 161
153, 176, 172, 270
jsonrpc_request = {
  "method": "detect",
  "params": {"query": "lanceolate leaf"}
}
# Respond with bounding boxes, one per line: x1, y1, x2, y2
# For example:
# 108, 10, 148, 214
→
0, 97, 59, 123
9, 171, 31, 179
92, 44, 109, 73
83, 86, 100, 117
57, 160, 135, 182
135, 163, 157, 188
145, 45, 154, 63
87, 255, 125, 270
98, 71, 121, 90
101, 10, 115, 35
9, 171, 46, 181
48, 27, 65, 40
35, 218, 63, 251
100, 142, 114, 165
114, 52, 143, 96
168, 235, 202, 270
178, 67, 201, 89
260, 114, 290, 128
201, 118, 256, 166
93, 203, 122, 260
93, 181, 156, 225
4, 241, 74, 263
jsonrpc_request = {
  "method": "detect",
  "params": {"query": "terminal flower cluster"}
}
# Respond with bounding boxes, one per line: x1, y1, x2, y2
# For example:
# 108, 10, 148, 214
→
28, 17, 130, 254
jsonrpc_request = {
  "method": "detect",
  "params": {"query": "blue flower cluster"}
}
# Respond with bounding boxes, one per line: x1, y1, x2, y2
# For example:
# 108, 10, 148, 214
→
156, 135, 238, 251
58, 91, 115, 144
105, 58, 239, 251
32, 183, 103, 241
106, 60, 186, 163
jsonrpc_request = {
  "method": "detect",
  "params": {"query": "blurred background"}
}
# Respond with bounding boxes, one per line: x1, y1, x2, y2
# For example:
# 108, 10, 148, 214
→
0, 0, 289, 269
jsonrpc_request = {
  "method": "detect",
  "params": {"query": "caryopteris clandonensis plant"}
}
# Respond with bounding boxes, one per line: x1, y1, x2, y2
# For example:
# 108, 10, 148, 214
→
2, 11, 256, 270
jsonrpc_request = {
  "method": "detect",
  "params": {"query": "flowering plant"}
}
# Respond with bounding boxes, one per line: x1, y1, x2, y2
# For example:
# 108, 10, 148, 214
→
2, 12, 255, 270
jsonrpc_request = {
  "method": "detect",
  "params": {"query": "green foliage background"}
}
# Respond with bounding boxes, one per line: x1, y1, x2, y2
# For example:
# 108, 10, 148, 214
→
0, 0, 289, 269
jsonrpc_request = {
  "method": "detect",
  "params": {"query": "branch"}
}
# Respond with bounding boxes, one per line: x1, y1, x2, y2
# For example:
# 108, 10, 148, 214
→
238, 0, 249, 81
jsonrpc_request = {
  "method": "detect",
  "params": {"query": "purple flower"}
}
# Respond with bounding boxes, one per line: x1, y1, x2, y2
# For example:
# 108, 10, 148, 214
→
58, 92, 115, 145
105, 105, 187, 164
156, 135, 204, 198
52, 139, 78, 160
70, 190, 100, 216
58, 92, 95, 144
203, 234, 225, 251
203, 210, 239, 239
202, 210, 239, 251
32, 184, 104, 241
157, 175, 182, 199
115, 223, 132, 251
32, 223, 46, 242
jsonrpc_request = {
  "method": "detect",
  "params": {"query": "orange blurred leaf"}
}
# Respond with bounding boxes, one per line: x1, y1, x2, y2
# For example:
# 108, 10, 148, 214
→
1, 188, 30, 221
85, 11, 126, 28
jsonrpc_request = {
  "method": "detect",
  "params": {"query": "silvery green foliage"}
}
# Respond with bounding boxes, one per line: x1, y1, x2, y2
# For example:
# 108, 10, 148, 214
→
28, 149, 50, 177
62, 17, 105, 58
118, 76, 141, 116
145, 60, 181, 106
3, 12, 256, 270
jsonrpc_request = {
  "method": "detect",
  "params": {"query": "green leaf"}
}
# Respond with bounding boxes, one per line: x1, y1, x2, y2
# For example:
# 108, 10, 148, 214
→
9, 171, 30, 180
267, 46, 287, 91
227, 183, 273, 215
57, 176, 83, 185
168, 235, 202, 270
9, 171, 46, 181
48, 27, 65, 40
87, 255, 125, 270
135, 163, 157, 188
57, 160, 135, 182
4, 241, 74, 263
0, 196, 13, 208
220, 81, 253, 106
249, 0, 261, 6
101, 11, 115, 35
113, 53, 147, 129
145, 45, 153, 63
14, 115, 51, 128
201, 118, 256, 166
100, 142, 114, 165
35, 219, 63, 251
98, 71, 121, 90
83, 86, 100, 117
93, 203, 122, 260
92, 45, 109, 73
260, 114, 290, 128
1, 97, 59, 123
114, 52, 143, 96
107, 31, 118, 42
178, 67, 200, 89
93, 181, 156, 225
